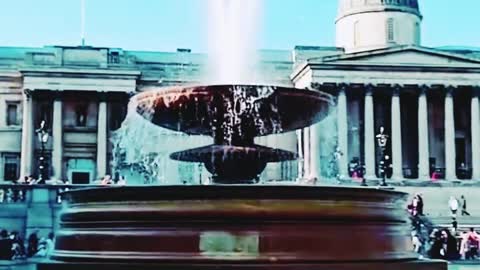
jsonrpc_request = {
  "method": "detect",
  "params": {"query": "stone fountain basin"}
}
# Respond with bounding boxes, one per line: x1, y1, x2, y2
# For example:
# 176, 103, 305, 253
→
133, 84, 334, 137
51, 186, 417, 264
170, 144, 297, 163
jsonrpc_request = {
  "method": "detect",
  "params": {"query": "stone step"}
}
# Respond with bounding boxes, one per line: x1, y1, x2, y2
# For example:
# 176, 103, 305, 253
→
427, 216, 480, 228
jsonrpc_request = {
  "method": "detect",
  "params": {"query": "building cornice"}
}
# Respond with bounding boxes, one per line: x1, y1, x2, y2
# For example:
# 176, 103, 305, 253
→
291, 61, 480, 88
19, 68, 141, 77
301, 62, 480, 73
319, 45, 480, 64
336, 7, 422, 22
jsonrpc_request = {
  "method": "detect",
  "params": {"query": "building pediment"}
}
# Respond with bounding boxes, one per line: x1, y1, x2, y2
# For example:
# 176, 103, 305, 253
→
317, 46, 480, 67
291, 46, 480, 88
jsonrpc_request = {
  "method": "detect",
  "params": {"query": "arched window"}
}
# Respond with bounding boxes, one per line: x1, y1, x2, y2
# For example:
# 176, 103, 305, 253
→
387, 18, 395, 42
354, 20, 360, 46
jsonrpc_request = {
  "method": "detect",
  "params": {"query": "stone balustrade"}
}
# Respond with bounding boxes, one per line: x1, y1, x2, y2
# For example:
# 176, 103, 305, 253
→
0, 183, 101, 239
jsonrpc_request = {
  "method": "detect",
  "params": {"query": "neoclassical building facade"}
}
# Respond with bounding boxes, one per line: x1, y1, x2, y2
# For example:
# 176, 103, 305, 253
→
0, 0, 479, 184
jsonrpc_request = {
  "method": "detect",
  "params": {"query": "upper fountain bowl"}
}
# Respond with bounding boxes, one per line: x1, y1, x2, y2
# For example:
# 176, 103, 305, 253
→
133, 84, 334, 140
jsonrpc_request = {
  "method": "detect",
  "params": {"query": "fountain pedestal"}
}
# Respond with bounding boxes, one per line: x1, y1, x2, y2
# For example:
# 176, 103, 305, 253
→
39, 186, 446, 270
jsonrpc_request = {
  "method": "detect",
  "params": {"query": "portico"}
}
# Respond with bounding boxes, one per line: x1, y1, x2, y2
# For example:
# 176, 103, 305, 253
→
18, 68, 138, 183
292, 46, 480, 181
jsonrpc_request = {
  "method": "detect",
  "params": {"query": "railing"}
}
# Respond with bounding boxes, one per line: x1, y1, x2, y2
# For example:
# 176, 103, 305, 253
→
0, 184, 100, 205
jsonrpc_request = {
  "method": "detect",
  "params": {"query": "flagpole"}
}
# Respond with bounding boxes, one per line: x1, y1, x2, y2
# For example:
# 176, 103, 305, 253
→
81, 0, 85, 46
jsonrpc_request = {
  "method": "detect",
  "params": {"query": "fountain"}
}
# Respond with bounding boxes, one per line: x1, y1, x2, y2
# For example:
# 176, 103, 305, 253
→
39, 83, 445, 270
38, 1, 445, 269
133, 84, 331, 183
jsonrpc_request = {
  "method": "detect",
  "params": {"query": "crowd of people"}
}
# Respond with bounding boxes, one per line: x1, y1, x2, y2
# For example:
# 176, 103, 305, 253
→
409, 193, 480, 261
0, 229, 54, 260
3, 174, 127, 188
11, 175, 67, 185
415, 227, 480, 260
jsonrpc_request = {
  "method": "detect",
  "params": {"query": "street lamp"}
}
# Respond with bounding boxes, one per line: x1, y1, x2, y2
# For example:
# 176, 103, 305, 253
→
376, 126, 389, 187
36, 120, 50, 184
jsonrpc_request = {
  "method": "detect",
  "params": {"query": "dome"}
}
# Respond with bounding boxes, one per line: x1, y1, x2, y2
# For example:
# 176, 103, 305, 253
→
336, 0, 422, 52
337, 0, 421, 21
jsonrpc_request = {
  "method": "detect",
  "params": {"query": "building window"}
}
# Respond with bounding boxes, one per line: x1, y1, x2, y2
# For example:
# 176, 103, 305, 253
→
414, 22, 420, 44
109, 102, 127, 130
109, 51, 120, 64
6, 102, 19, 126
37, 102, 52, 129
71, 172, 90, 184
75, 104, 88, 127
3, 153, 20, 181
387, 18, 395, 42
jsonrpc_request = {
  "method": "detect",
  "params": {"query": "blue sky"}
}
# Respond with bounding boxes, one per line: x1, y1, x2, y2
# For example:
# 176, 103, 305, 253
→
0, 0, 478, 52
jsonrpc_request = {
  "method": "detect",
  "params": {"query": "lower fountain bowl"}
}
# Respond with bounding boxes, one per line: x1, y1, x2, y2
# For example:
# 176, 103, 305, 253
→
39, 185, 446, 270
171, 144, 297, 184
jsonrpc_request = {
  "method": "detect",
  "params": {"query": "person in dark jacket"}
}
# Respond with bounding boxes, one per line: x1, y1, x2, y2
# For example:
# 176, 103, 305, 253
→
461, 195, 471, 216
0, 229, 13, 260
27, 231, 39, 257
416, 193, 424, 216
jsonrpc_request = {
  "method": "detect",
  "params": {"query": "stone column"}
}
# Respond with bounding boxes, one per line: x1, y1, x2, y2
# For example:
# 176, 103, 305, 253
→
444, 88, 457, 180
337, 86, 349, 179
20, 90, 33, 179
364, 86, 376, 179
309, 122, 321, 180
391, 87, 403, 179
471, 89, 480, 180
418, 87, 430, 179
52, 97, 63, 180
296, 129, 303, 179
303, 127, 311, 179
96, 99, 108, 180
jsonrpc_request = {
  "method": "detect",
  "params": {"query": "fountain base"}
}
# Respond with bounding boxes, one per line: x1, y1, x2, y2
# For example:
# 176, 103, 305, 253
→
39, 259, 446, 270
39, 186, 446, 270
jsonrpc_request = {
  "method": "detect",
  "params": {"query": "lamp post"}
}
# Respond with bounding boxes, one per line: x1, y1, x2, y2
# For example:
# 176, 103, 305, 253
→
36, 120, 50, 184
360, 161, 368, 187
376, 126, 389, 187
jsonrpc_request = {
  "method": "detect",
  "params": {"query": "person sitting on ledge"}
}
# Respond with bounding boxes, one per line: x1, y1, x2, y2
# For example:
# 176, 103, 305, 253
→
24, 175, 35, 185
431, 171, 440, 181
117, 175, 127, 186
101, 175, 113, 185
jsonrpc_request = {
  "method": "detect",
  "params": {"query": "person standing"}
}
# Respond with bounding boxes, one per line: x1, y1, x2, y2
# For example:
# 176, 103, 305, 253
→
0, 229, 13, 260
411, 230, 423, 256
412, 195, 419, 216
449, 196, 459, 218
27, 231, 39, 257
416, 193, 424, 216
466, 228, 479, 260
461, 195, 471, 216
